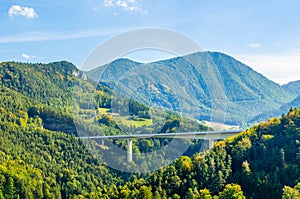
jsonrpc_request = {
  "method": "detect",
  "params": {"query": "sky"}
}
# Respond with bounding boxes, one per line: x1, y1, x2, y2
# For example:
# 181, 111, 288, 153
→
1, 0, 300, 84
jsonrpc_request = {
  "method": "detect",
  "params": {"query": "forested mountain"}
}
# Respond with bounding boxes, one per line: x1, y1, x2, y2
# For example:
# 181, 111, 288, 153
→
251, 96, 300, 123
0, 61, 299, 198
252, 79, 300, 123
0, 61, 84, 107
87, 51, 296, 126
283, 80, 300, 96
0, 62, 119, 198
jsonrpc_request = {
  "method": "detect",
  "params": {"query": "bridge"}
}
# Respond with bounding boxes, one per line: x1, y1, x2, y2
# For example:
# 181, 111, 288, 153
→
80, 130, 242, 162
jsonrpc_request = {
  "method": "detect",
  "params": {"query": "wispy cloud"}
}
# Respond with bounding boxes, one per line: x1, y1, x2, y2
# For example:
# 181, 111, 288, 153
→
21, 53, 36, 60
8, 5, 38, 19
0, 28, 123, 44
103, 0, 144, 12
247, 43, 261, 48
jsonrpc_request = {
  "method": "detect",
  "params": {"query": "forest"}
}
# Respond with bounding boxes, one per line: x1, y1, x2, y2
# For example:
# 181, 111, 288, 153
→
0, 61, 299, 198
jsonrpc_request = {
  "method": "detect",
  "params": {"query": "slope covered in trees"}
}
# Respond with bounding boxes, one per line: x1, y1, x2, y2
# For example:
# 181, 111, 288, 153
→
91, 107, 300, 199
0, 61, 299, 198
0, 61, 208, 197
0, 78, 119, 198
0, 61, 85, 107
87, 51, 296, 126
283, 80, 300, 96
251, 95, 300, 123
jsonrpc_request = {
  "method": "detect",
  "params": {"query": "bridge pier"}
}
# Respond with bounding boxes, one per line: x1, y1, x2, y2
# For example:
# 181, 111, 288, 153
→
208, 139, 215, 149
127, 139, 133, 162
80, 130, 242, 162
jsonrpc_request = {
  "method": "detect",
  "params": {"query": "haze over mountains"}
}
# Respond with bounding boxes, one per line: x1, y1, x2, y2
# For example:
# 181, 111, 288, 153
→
88, 51, 298, 126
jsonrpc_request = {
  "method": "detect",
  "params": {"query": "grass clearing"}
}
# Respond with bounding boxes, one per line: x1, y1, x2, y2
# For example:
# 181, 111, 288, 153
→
98, 108, 110, 114
115, 116, 152, 127
97, 108, 153, 127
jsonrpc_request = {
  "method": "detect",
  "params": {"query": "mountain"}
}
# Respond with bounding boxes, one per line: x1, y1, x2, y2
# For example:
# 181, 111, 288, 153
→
0, 61, 93, 135
0, 61, 82, 107
87, 51, 296, 126
0, 60, 299, 198
0, 62, 119, 198
252, 80, 300, 122
87, 58, 142, 82
251, 95, 300, 123
283, 80, 300, 96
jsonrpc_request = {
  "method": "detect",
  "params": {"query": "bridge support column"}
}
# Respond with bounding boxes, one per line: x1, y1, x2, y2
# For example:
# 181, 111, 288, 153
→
208, 139, 215, 149
127, 139, 132, 162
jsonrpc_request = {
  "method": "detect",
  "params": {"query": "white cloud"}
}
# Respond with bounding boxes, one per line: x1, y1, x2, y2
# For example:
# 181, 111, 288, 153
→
104, 0, 114, 7
21, 53, 36, 59
236, 51, 300, 84
8, 5, 38, 19
247, 43, 261, 48
103, 0, 143, 12
21, 53, 30, 59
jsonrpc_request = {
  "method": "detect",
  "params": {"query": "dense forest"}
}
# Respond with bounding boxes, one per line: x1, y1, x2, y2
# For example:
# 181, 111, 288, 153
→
0, 61, 299, 198
87, 52, 296, 126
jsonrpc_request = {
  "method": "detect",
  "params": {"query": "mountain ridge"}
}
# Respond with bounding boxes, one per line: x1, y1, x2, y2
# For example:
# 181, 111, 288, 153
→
87, 51, 296, 125
0, 59, 299, 198
283, 80, 300, 96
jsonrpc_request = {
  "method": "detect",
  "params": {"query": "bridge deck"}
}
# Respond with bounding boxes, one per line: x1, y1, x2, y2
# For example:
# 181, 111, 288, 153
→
79, 130, 243, 140
79, 130, 243, 162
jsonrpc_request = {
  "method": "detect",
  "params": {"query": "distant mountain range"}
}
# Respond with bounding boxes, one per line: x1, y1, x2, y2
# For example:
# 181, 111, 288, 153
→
87, 51, 298, 126
252, 80, 300, 123
283, 80, 300, 96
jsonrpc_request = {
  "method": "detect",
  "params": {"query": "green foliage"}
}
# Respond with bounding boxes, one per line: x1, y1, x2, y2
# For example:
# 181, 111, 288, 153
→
218, 184, 246, 199
0, 160, 45, 199
135, 107, 300, 199
87, 52, 296, 125
0, 121, 118, 198
175, 156, 193, 175
199, 188, 213, 199
282, 185, 300, 199
0, 61, 300, 199
0, 61, 79, 107
136, 185, 153, 199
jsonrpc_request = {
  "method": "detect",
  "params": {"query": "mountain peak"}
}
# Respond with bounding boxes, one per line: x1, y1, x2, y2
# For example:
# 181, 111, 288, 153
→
110, 58, 141, 64
87, 51, 295, 125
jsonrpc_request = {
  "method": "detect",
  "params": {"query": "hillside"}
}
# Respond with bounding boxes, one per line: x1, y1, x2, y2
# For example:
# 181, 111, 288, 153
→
85, 107, 300, 199
87, 51, 295, 126
0, 60, 299, 198
283, 80, 300, 96
0, 61, 84, 107
251, 95, 300, 123
0, 85, 118, 198
251, 79, 300, 123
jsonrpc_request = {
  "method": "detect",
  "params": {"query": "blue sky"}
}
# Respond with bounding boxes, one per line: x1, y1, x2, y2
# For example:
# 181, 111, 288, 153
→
1, 0, 300, 84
